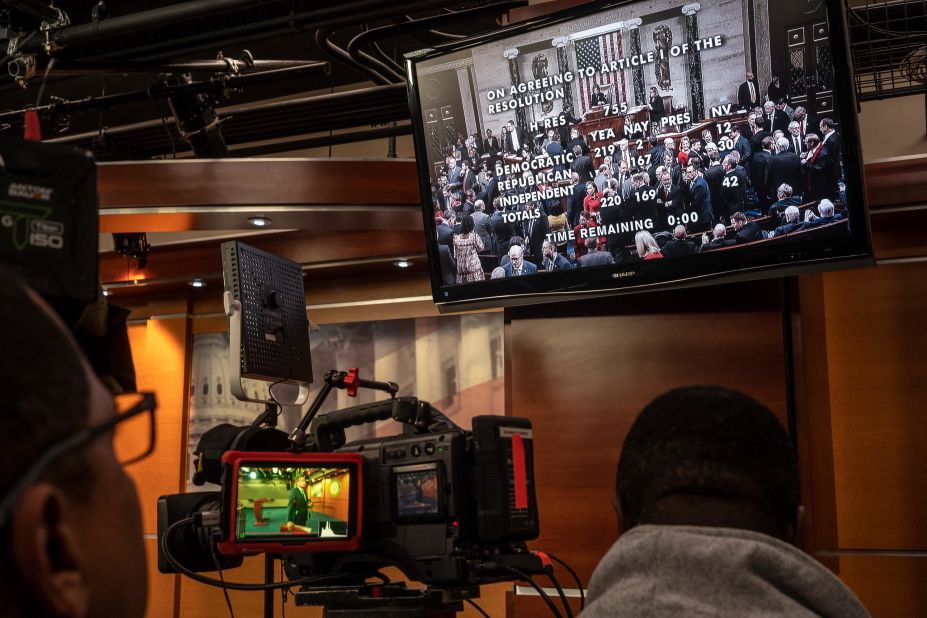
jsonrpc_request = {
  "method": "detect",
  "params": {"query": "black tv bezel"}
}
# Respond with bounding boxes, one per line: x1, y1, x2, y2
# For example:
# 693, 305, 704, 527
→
405, 0, 873, 312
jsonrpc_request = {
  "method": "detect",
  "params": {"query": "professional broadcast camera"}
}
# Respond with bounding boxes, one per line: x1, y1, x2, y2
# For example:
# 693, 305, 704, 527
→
157, 242, 546, 616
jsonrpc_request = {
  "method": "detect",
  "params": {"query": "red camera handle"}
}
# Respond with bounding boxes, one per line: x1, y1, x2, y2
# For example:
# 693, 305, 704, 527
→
344, 368, 360, 397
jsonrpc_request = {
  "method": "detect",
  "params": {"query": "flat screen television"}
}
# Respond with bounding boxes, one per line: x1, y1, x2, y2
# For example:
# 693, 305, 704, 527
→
406, 0, 873, 311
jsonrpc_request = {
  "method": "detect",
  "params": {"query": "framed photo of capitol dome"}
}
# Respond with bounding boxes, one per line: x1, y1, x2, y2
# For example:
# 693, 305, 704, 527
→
186, 314, 504, 490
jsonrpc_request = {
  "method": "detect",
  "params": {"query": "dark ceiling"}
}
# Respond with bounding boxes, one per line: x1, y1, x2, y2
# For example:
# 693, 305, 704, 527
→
0, 0, 520, 159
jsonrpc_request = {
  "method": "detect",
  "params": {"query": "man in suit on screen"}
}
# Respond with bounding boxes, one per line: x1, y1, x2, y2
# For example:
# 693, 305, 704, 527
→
738, 71, 761, 110
287, 474, 313, 531
502, 244, 538, 277
504, 119, 527, 154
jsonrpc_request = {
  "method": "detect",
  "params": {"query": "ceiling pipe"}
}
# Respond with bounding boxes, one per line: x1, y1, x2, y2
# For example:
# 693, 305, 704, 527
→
314, 27, 394, 85
43, 58, 316, 77
0, 62, 330, 121
352, 40, 405, 83
3, 0, 61, 22
81, 0, 488, 63
402, 13, 465, 40
368, 36, 403, 76
15, 0, 288, 55
41, 83, 410, 158
347, 1, 526, 74
229, 124, 411, 157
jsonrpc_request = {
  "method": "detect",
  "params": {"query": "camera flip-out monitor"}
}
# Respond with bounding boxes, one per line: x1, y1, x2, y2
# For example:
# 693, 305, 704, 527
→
392, 462, 445, 522
406, 0, 873, 311
218, 451, 363, 556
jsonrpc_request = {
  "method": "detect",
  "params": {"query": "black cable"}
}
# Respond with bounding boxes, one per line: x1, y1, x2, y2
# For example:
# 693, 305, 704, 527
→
280, 562, 287, 618
35, 58, 57, 107
545, 553, 585, 610
428, 28, 466, 39
465, 598, 491, 617
267, 371, 293, 418
402, 14, 466, 40
97, 75, 106, 146
547, 570, 573, 618
211, 542, 236, 618
160, 518, 352, 591
506, 567, 563, 618
153, 99, 178, 159
371, 41, 401, 73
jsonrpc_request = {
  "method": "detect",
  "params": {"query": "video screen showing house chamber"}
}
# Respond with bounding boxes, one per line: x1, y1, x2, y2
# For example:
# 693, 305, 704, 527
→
414, 0, 857, 288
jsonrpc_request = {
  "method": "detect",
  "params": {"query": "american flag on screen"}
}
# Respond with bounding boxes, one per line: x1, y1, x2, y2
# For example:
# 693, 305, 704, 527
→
575, 30, 626, 114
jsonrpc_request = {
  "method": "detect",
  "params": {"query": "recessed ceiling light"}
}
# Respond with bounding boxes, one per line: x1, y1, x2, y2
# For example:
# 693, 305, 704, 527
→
394, 259, 412, 269
248, 216, 271, 227
189, 278, 205, 288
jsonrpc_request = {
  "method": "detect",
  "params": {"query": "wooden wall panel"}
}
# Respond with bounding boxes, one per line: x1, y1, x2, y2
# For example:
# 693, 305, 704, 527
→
144, 538, 177, 618
125, 317, 189, 534
838, 555, 927, 618
819, 262, 927, 550
506, 281, 788, 583
793, 274, 840, 563
97, 159, 421, 209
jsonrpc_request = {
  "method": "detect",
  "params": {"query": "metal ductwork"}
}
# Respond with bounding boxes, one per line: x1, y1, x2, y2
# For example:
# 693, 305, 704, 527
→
43, 84, 411, 160
0, 0, 520, 160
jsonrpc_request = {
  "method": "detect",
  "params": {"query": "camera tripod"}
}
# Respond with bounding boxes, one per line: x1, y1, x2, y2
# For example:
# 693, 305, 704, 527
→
294, 582, 480, 617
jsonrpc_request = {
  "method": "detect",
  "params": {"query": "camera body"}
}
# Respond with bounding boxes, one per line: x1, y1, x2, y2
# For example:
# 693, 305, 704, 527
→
293, 401, 538, 586
158, 392, 540, 589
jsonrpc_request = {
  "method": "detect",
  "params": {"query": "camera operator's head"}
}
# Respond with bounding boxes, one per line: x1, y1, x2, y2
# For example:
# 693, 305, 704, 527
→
615, 386, 801, 542
0, 267, 150, 618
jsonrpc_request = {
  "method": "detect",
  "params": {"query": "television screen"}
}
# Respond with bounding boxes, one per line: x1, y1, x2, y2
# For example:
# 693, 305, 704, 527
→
394, 465, 442, 520
233, 463, 354, 542
406, 0, 872, 311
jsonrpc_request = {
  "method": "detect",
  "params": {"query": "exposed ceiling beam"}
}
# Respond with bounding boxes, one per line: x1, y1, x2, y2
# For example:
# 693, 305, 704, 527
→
44, 83, 410, 159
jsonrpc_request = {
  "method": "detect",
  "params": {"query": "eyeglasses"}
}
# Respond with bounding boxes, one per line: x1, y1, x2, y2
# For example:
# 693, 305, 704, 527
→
0, 392, 157, 528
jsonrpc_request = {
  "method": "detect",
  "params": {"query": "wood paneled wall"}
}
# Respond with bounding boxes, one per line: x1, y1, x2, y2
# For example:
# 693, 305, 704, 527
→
120, 298, 190, 618
796, 261, 927, 618
505, 281, 791, 583
504, 167, 927, 617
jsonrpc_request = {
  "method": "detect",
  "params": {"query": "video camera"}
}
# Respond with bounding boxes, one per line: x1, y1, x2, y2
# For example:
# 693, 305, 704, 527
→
159, 373, 540, 581
156, 242, 544, 615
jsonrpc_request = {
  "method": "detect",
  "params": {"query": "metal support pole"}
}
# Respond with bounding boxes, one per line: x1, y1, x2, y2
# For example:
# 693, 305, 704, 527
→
264, 554, 274, 618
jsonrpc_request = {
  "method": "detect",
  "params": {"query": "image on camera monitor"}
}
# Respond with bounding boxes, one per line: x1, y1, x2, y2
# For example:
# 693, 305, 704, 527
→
234, 465, 351, 539
395, 468, 441, 518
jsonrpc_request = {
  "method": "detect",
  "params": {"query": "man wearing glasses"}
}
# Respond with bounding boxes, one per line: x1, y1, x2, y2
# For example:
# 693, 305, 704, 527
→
0, 267, 156, 618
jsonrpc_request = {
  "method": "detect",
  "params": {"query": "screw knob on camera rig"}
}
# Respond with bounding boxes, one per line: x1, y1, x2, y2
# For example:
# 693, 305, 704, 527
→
343, 367, 360, 397
288, 368, 399, 449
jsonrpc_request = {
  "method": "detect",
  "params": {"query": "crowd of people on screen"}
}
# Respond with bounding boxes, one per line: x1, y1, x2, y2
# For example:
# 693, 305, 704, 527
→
433, 70, 846, 284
